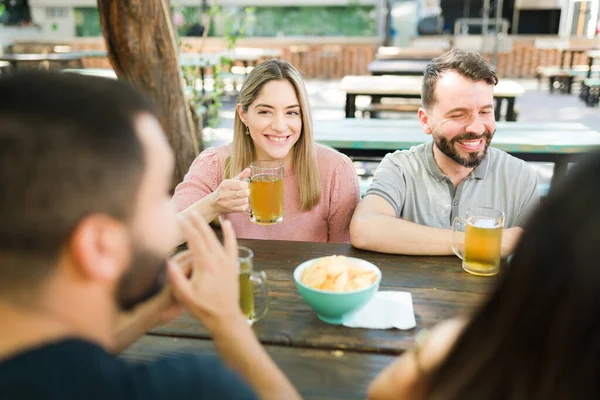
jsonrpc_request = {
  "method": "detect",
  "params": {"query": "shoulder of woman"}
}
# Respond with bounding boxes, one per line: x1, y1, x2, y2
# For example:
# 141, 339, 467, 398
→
314, 144, 354, 171
191, 144, 231, 167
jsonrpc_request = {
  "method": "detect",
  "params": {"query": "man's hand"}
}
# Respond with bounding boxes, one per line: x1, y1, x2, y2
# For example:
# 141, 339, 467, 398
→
168, 213, 245, 329
167, 214, 302, 400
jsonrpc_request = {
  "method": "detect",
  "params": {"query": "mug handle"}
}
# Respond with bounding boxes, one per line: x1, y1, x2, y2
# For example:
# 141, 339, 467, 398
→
249, 271, 269, 324
451, 217, 466, 260
240, 175, 253, 216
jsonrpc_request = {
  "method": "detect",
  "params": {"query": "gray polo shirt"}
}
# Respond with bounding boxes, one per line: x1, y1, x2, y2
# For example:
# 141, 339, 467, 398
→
366, 141, 540, 228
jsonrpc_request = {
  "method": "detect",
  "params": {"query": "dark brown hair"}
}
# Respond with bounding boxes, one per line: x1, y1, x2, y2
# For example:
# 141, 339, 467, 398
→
424, 151, 600, 399
0, 72, 155, 297
422, 49, 498, 109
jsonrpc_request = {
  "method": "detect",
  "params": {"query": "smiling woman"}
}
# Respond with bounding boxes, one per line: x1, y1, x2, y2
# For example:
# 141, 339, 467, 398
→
171, 59, 361, 244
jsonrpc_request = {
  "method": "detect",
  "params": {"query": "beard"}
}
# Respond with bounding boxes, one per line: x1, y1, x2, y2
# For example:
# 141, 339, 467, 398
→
115, 239, 167, 312
432, 129, 494, 168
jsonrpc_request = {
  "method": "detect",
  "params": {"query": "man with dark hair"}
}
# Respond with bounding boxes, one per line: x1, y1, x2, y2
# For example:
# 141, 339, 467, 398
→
351, 49, 539, 256
0, 72, 299, 400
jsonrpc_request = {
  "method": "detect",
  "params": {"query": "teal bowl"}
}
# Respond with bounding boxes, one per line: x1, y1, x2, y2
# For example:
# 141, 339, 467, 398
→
293, 257, 382, 325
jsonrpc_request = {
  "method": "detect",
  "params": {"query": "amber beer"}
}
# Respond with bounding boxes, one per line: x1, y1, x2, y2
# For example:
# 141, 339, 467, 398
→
249, 174, 284, 225
239, 261, 255, 320
463, 218, 503, 276
248, 160, 284, 225
238, 247, 269, 325
452, 207, 505, 277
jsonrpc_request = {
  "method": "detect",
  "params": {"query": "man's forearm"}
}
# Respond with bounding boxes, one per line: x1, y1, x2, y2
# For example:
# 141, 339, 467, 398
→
173, 193, 220, 246
208, 315, 301, 400
112, 302, 161, 354
112, 288, 174, 354
351, 214, 454, 255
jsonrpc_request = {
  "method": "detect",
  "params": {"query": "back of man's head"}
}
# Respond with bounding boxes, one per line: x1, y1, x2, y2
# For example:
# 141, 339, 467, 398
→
0, 72, 155, 300
422, 48, 498, 110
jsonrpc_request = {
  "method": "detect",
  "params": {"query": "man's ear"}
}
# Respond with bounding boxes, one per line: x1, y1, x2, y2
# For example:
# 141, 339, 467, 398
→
66, 215, 130, 283
418, 107, 433, 135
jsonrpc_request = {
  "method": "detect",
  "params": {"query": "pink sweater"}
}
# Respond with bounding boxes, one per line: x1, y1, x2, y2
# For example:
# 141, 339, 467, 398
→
172, 144, 360, 243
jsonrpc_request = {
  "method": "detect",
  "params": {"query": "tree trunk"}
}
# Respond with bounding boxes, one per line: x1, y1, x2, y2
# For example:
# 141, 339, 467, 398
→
97, 0, 202, 188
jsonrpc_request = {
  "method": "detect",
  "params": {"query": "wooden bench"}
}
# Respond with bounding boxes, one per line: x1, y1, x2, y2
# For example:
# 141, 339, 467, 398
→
360, 102, 421, 118
536, 66, 572, 94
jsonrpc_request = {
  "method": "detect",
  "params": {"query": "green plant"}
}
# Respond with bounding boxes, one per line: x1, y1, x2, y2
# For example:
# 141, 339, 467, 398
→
179, 4, 255, 129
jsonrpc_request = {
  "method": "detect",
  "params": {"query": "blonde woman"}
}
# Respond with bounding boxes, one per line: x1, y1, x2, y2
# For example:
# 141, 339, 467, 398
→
172, 59, 360, 243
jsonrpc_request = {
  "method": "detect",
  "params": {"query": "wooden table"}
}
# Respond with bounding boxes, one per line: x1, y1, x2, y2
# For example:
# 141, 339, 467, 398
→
0, 61, 10, 74
204, 119, 600, 186
121, 240, 493, 399
368, 59, 430, 76
0, 52, 85, 70
62, 68, 117, 79
375, 46, 446, 61
341, 75, 525, 121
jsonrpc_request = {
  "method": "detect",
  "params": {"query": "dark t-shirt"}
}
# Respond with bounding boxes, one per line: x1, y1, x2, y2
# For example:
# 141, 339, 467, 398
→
0, 339, 257, 399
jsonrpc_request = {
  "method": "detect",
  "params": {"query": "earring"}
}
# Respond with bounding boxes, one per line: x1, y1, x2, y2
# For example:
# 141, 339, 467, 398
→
245, 126, 250, 135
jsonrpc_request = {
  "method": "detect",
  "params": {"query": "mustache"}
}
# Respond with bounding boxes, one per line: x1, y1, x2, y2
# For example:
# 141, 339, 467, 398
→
450, 131, 493, 144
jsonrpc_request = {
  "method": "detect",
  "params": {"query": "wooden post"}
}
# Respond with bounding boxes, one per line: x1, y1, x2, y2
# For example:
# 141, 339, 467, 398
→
97, 0, 201, 188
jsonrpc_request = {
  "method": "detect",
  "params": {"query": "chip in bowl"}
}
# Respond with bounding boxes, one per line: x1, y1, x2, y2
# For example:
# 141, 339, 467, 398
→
300, 255, 378, 292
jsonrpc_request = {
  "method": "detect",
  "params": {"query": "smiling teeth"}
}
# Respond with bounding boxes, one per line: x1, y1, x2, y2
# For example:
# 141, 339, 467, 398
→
268, 136, 287, 142
460, 140, 481, 148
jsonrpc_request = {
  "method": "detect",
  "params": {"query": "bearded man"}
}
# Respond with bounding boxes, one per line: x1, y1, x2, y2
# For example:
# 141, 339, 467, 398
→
351, 49, 539, 256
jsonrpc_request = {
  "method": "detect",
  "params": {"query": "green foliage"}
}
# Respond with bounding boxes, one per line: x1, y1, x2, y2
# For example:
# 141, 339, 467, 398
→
248, 6, 376, 37
74, 8, 102, 37
180, 6, 254, 129
74, 5, 376, 39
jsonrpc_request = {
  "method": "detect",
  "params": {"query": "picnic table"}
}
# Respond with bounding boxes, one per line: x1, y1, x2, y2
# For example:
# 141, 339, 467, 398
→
0, 61, 10, 74
0, 52, 86, 70
341, 75, 525, 121
121, 239, 493, 399
536, 45, 598, 93
375, 47, 446, 61
204, 119, 600, 186
367, 59, 430, 76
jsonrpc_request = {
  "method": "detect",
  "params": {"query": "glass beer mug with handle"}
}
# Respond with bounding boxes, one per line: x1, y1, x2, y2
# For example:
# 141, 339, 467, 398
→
244, 160, 284, 225
451, 207, 505, 276
238, 246, 270, 325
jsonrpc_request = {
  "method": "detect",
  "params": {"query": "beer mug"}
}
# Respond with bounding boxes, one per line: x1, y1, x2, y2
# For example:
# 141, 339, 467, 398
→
451, 207, 505, 276
245, 160, 284, 225
238, 246, 269, 325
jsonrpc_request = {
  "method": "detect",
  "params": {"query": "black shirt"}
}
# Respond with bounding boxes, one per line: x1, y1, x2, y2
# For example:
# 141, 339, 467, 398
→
0, 339, 258, 399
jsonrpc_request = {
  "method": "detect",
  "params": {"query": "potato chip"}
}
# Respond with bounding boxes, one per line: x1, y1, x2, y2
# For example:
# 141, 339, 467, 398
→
300, 255, 377, 292
301, 265, 327, 288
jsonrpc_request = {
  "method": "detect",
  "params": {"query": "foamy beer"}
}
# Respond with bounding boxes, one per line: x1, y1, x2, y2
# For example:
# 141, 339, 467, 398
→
247, 160, 284, 225
451, 207, 505, 276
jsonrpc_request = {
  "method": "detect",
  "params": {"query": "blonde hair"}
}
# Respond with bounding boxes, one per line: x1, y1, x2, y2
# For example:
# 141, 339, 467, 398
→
224, 59, 321, 210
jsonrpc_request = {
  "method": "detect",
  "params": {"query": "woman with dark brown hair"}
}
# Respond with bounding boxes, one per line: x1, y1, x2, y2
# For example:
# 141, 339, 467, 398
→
369, 151, 600, 400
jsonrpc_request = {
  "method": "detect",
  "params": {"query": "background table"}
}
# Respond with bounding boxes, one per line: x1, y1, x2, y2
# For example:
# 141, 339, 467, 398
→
0, 52, 85, 70
341, 75, 525, 121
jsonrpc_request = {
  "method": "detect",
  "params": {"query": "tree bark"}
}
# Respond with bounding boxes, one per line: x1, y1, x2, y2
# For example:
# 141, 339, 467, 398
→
97, 0, 202, 188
